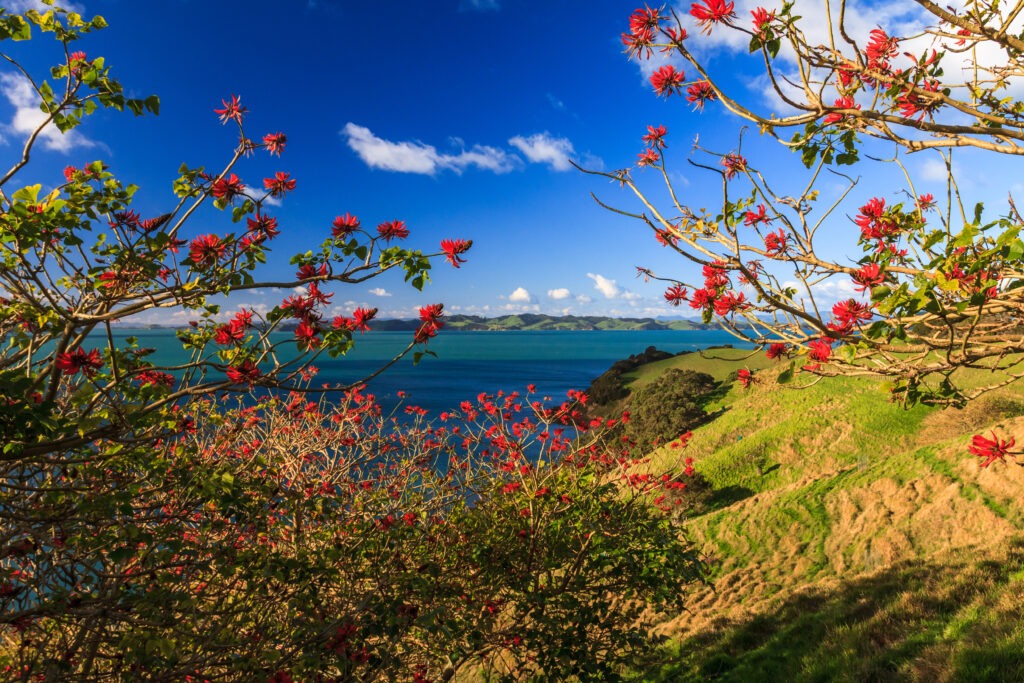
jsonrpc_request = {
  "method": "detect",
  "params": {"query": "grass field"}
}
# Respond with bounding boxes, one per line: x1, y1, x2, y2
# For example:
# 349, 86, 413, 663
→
623, 357, 1024, 682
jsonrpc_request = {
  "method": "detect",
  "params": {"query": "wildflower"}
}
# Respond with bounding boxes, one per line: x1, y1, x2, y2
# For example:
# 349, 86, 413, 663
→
823, 96, 860, 125
765, 342, 788, 360
637, 148, 660, 167
642, 125, 668, 149
211, 173, 245, 202
351, 307, 377, 333
664, 284, 688, 305
263, 172, 296, 198
686, 80, 717, 110
852, 262, 885, 292
897, 80, 943, 120
188, 234, 226, 268
332, 213, 361, 238
377, 220, 409, 241
214, 95, 246, 124
968, 432, 1016, 467
247, 213, 280, 240
721, 153, 747, 180
751, 7, 775, 39
650, 65, 686, 97
737, 368, 754, 388
763, 229, 787, 257
807, 338, 833, 362
744, 203, 770, 227
440, 238, 472, 268
262, 132, 287, 156
55, 348, 103, 376
690, 0, 736, 34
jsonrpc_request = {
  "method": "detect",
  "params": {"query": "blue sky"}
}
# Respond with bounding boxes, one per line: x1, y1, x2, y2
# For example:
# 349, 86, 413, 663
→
2, 0, 1019, 323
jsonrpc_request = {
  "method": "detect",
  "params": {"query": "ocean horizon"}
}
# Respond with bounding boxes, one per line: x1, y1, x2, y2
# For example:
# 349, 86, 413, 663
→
111, 328, 753, 415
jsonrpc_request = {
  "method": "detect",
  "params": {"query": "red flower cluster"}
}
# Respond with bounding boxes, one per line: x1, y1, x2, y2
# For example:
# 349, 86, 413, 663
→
823, 96, 860, 125
188, 234, 226, 269
751, 7, 775, 39
211, 173, 245, 202
440, 238, 472, 268
744, 203, 770, 227
262, 132, 286, 156
852, 263, 885, 292
333, 307, 377, 333
55, 348, 103, 377
650, 65, 686, 97
415, 304, 445, 344
377, 220, 409, 242
763, 229, 787, 257
263, 172, 296, 198
664, 284, 688, 305
637, 148, 660, 167
968, 432, 1016, 468
622, 6, 661, 59
642, 124, 668, 149
332, 213, 360, 238
829, 299, 872, 335
865, 28, 898, 79
690, 0, 736, 34
721, 153, 747, 180
897, 80, 942, 120
765, 342, 788, 360
214, 310, 254, 346
807, 338, 833, 362
226, 360, 261, 386
214, 95, 246, 124
737, 368, 754, 388
686, 80, 717, 111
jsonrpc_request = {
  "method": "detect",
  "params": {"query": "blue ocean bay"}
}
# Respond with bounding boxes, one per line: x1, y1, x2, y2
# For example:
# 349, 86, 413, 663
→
114, 328, 750, 415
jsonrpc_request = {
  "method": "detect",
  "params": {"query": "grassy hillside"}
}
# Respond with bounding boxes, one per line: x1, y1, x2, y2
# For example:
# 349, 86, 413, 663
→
624, 359, 1024, 682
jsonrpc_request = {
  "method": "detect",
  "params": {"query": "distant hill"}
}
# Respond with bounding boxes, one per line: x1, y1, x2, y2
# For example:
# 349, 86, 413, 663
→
372, 314, 712, 332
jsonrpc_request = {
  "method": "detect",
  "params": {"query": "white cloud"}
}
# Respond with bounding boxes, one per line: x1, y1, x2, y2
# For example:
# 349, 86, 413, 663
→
5, 0, 85, 12
508, 133, 575, 171
343, 123, 518, 175
368, 287, 392, 297
508, 286, 532, 303
919, 157, 953, 183
587, 273, 620, 299
547, 288, 571, 300
0, 73, 96, 153
576, 294, 592, 304
459, 0, 499, 10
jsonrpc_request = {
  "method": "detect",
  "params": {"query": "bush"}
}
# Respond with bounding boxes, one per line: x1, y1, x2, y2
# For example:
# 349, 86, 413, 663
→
625, 369, 719, 453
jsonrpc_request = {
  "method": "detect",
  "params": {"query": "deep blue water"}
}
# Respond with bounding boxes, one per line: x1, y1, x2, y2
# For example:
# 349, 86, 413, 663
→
115, 328, 749, 415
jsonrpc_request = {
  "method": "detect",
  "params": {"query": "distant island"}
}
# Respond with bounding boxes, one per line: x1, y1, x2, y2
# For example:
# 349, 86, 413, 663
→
117, 314, 727, 332
371, 314, 716, 332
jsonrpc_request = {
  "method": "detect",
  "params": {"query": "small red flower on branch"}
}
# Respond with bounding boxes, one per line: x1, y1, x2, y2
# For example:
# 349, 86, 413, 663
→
721, 153, 747, 180
690, 0, 736, 34
262, 132, 286, 156
214, 95, 246, 124
211, 174, 245, 202
377, 220, 409, 242
650, 65, 686, 97
263, 172, 296, 198
332, 213, 361, 238
664, 284, 688, 305
686, 80, 717, 111
968, 432, 1017, 467
642, 125, 668, 149
55, 348, 103, 377
188, 234, 226, 268
440, 238, 472, 268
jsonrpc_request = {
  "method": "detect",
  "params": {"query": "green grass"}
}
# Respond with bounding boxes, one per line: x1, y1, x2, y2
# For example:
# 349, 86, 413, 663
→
611, 354, 1024, 682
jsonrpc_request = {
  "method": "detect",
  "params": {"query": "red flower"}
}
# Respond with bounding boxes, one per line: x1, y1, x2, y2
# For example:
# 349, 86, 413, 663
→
737, 368, 754, 388
744, 203, 770, 227
637, 148, 660, 167
295, 320, 321, 350
865, 28, 898, 69
650, 65, 686, 97
721, 154, 747, 180
263, 171, 296, 198
55, 348, 103, 377
690, 0, 736, 34
214, 95, 246, 124
689, 287, 716, 310
917, 193, 935, 211
751, 7, 775, 38
897, 80, 942, 121
807, 338, 833, 362
642, 124, 668, 149
332, 213, 361, 238
211, 173, 245, 202
832, 299, 872, 329
852, 263, 885, 292
415, 304, 445, 344
247, 213, 280, 240
377, 220, 409, 242
765, 342, 788, 360
188, 234, 226, 268
441, 238, 472, 268
351, 307, 377, 333
685, 80, 717, 111
763, 229, 788, 257
823, 96, 860, 125
713, 290, 747, 316
135, 370, 175, 388
296, 263, 329, 280
214, 320, 246, 346
226, 359, 261, 385
262, 132, 286, 156
664, 284, 688, 305
968, 432, 1016, 468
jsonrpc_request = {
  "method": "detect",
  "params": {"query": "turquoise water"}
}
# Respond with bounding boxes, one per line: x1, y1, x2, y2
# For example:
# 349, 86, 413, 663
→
114, 328, 749, 414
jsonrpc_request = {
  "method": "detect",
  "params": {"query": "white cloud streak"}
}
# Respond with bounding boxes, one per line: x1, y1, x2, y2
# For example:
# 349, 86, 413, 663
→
508, 133, 575, 171
0, 73, 96, 153
547, 288, 571, 300
343, 123, 518, 175
587, 273, 620, 299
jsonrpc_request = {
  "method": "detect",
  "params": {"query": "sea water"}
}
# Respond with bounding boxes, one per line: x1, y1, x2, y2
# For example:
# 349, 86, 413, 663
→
112, 328, 749, 415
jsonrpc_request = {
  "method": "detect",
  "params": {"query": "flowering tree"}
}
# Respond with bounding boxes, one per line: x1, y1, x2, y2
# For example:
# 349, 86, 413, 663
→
601, 1, 1024, 431
0, 5, 704, 680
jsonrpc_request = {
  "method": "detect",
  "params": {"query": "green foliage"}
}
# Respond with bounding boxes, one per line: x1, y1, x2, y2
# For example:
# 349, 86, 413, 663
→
625, 369, 720, 452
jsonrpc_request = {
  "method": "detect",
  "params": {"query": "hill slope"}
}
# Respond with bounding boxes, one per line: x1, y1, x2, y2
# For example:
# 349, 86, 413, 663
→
624, 360, 1024, 682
